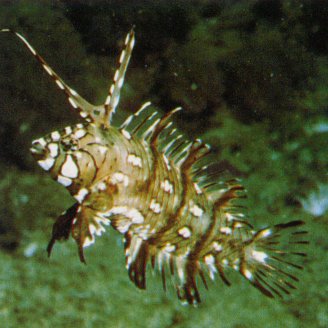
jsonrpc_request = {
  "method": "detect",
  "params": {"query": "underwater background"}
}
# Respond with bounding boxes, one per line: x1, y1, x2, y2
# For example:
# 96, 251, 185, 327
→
0, 1, 327, 327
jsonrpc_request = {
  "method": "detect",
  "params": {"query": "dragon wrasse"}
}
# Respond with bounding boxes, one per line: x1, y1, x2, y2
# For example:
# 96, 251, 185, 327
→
1, 28, 307, 305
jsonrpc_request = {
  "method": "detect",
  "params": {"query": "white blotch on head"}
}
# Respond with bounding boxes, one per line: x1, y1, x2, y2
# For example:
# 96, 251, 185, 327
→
38, 158, 55, 171
190, 204, 203, 217
212, 242, 223, 252
127, 154, 142, 168
51, 131, 61, 141
251, 250, 268, 263
150, 199, 161, 214
121, 129, 131, 140
57, 175, 72, 187
61, 155, 79, 178
74, 188, 89, 203
74, 129, 87, 139
48, 143, 59, 158
68, 97, 78, 109
112, 172, 129, 187
220, 227, 232, 235
161, 179, 173, 194
178, 226, 191, 239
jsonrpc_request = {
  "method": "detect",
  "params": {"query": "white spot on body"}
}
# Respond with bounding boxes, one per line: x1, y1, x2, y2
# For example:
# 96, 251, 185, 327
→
212, 242, 223, 252
57, 175, 72, 187
80, 112, 88, 118
112, 172, 129, 187
48, 143, 59, 158
127, 154, 142, 168
51, 131, 61, 141
178, 227, 191, 239
190, 204, 203, 217
150, 199, 161, 214
161, 179, 173, 194
61, 155, 79, 178
220, 227, 232, 235
164, 243, 176, 253
106, 206, 144, 225
38, 158, 55, 171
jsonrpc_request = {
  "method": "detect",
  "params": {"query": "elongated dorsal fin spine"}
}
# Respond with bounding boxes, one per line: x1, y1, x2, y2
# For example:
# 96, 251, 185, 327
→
1, 29, 95, 121
105, 29, 135, 122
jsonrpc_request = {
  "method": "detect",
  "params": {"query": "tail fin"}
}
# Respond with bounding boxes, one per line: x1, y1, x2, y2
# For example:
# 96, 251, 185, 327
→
240, 220, 308, 298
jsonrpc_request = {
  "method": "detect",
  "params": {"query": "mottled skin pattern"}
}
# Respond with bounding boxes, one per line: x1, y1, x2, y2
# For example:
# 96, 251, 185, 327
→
1, 28, 308, 305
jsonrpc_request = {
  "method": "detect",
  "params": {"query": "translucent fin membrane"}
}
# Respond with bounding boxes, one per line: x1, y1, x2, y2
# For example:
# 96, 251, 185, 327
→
240, 220, 308, 298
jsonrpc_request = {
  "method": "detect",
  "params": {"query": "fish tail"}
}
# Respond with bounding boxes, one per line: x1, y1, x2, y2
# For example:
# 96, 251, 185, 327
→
240, 220, 308, 298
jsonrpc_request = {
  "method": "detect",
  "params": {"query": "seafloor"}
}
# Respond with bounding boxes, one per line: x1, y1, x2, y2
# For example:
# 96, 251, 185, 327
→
0, 1, 327, 327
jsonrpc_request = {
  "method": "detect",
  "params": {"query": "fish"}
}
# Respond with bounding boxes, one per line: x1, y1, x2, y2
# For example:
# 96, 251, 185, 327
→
1, 28, 308, 305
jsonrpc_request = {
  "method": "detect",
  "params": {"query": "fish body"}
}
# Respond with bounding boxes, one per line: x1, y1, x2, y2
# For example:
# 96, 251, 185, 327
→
1, 28, 307, 305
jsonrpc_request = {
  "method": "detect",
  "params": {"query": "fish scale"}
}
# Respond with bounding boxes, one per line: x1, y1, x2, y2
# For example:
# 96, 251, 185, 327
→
1, 28, 308, 305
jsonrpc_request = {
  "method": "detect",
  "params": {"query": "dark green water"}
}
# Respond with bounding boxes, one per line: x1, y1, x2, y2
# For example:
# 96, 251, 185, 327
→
0, 1, 327, 327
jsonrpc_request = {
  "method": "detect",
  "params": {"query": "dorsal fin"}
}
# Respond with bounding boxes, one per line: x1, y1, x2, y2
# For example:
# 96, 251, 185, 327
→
1, 28, 135, 128
105, 29, 135, 123
1, 29, 95, 122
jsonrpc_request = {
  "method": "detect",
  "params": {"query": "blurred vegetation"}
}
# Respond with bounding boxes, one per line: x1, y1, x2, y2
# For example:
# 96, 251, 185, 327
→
0, 0, 327, 327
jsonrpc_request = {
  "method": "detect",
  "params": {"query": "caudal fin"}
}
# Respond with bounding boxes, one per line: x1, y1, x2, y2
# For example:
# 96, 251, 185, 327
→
240, 220, 308, 298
